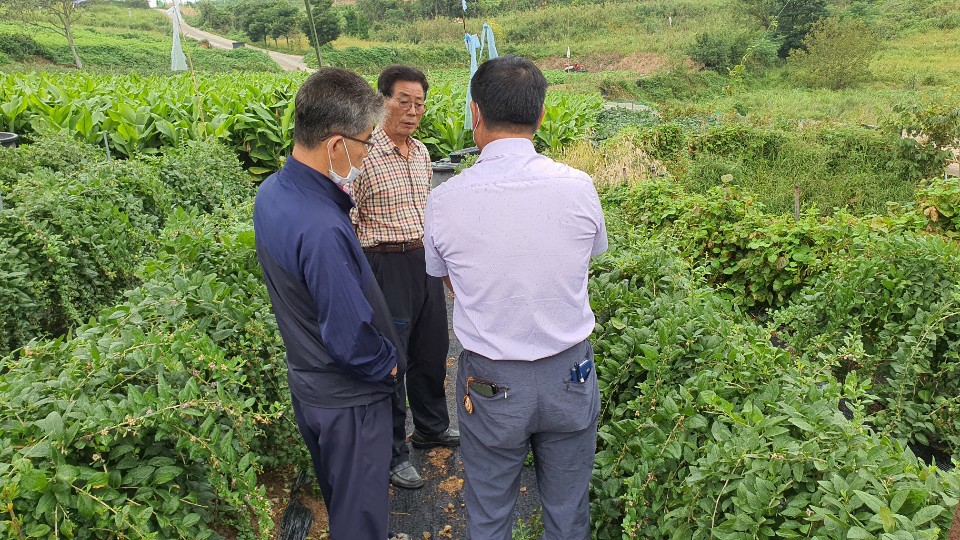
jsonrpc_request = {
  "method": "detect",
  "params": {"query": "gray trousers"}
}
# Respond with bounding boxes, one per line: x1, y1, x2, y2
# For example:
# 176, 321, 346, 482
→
456, 340, 599, 540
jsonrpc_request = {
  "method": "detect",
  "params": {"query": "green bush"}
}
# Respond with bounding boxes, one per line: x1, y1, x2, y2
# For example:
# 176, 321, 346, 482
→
591, 107, 661, 144
0, 33, 54, 62
192, 46, 281, 73
634, 69, 728, 104
0, 136, 251, 356
0, 209, 296, 539
688, 122, 784, 161
0, 156, 161, 354
774, 234, 960, 459
309, 44, 463, 72
623, 120, 933, 215
788, 16, 882, 90
614, 174, 937, 310
917, 177, 960, 236
588, 237, 960, 539
688, 30, 769, 72
619, 179, 859, 308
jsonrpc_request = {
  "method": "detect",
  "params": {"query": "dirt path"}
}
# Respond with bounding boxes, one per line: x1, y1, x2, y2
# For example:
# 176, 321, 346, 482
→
159, 9, 314, 72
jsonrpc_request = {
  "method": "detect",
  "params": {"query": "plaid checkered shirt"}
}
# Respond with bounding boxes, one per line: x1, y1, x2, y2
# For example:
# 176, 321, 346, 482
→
351, 126, 433, 248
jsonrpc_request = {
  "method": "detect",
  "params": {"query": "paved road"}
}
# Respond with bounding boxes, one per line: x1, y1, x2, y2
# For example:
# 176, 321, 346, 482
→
159, 9, 313, 72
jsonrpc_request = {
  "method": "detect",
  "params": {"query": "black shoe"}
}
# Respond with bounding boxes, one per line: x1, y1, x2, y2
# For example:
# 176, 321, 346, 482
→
389, 461, 424, 489
411, 427, 460, 449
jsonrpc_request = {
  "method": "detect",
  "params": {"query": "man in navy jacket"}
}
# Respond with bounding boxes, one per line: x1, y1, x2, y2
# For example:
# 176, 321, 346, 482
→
254, 68, 404, 539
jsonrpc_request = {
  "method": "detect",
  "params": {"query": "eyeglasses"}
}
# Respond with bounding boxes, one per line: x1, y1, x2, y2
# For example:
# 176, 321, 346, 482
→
337, 134, 376, 150
392, 97, 426, 113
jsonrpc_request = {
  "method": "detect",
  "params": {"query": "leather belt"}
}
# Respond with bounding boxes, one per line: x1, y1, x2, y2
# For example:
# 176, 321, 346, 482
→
363, 239, 424, 253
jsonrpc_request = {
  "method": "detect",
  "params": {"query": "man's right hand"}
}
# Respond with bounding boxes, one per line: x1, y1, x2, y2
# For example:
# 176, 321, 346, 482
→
389, 365, 398, 377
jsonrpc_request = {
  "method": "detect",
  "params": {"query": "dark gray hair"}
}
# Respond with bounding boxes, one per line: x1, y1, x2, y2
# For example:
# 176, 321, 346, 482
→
294, 68, 384, 149
471, 56, 548, 134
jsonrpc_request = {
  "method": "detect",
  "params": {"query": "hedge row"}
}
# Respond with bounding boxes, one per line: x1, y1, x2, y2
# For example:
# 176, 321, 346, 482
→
0, 205, 301, 539
588, 231, 960, 539
0, 135, 252, 356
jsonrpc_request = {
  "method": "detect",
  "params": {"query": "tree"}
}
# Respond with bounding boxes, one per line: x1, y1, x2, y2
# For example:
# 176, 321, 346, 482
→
195, 0, 233, 35
340, 5, 369, 39
741, 0, 828, 57
268, 3, 301, 47
237, 0, 294, 45
788, 16, 881, 89
0, 0, 87, 68
776, 0, 829, 57
300, 0, 341, 61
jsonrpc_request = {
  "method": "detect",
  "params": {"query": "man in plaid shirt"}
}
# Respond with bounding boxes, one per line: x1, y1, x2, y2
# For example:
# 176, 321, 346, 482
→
352, 65, 458, 490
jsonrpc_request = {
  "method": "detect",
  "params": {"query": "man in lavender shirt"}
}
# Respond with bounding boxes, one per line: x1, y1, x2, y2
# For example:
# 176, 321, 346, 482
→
423, 56, 607, 540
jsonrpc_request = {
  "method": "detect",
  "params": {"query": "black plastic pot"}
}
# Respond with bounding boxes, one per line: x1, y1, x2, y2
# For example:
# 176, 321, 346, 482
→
0, 132, 19, 148
449, 146, 479, 163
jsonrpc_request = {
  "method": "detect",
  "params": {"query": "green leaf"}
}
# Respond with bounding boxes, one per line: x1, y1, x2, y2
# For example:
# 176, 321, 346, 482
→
35, 492, 55, 517
788, 417, 815, 432
37, 411, 64, 437
21, 469, 48, 492
182, 513, 202, 528
879, 506, 896, 532
56, 464, 78, 485
76, 491, 97, 518
88, 472, 110, 489
846, 526, 872, 539
24, 441, 51, 459
854, 490, 885, 513
889, 490, 908, 513
124, 465, 155, 486
26, 524, 51, 538
912, 505, 943, 526
153, 465, 182, 485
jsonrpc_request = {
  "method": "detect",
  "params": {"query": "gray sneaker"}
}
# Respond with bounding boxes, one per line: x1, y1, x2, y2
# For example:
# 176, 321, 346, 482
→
389, 461, 424, 489
388, 534, 410, 540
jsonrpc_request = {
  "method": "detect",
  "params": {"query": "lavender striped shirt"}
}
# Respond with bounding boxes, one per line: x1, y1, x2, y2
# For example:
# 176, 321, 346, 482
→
423, 138, 607, 361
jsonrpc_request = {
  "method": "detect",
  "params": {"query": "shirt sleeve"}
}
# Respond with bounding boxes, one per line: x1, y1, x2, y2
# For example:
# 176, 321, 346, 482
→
423, 193, 448, 277
300, 227, 397, 382
589, 183, 608, 257
350, 164, 371, 227
425, 150, 434, 185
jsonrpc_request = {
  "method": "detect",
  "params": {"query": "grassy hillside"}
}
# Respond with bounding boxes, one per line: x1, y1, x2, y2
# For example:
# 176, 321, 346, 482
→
0, 4, 279, 72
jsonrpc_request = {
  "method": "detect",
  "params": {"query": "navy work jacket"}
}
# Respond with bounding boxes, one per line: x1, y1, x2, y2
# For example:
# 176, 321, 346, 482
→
254, 156, 405, 408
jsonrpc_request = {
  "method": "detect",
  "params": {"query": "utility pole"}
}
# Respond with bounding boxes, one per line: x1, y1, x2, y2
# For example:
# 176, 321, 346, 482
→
303, 0, 323, 67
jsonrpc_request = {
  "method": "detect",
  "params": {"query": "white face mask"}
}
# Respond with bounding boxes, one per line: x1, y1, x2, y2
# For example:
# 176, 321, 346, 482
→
327, 139, 361, 193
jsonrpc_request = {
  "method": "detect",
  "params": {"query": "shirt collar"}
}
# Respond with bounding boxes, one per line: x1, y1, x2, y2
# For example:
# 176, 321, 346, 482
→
372, 125, 422, 158
282, 155, 354, 213
476, 138, 537, 163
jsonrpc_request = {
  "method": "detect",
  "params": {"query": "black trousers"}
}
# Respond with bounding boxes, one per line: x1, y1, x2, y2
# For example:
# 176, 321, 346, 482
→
291, 394, 391, 539
365, 247, 451, 467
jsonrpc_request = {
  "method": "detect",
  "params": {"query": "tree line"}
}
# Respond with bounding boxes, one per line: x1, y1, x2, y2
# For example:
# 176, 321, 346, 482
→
194, 0, 343, 47
194, 0, 616, 44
